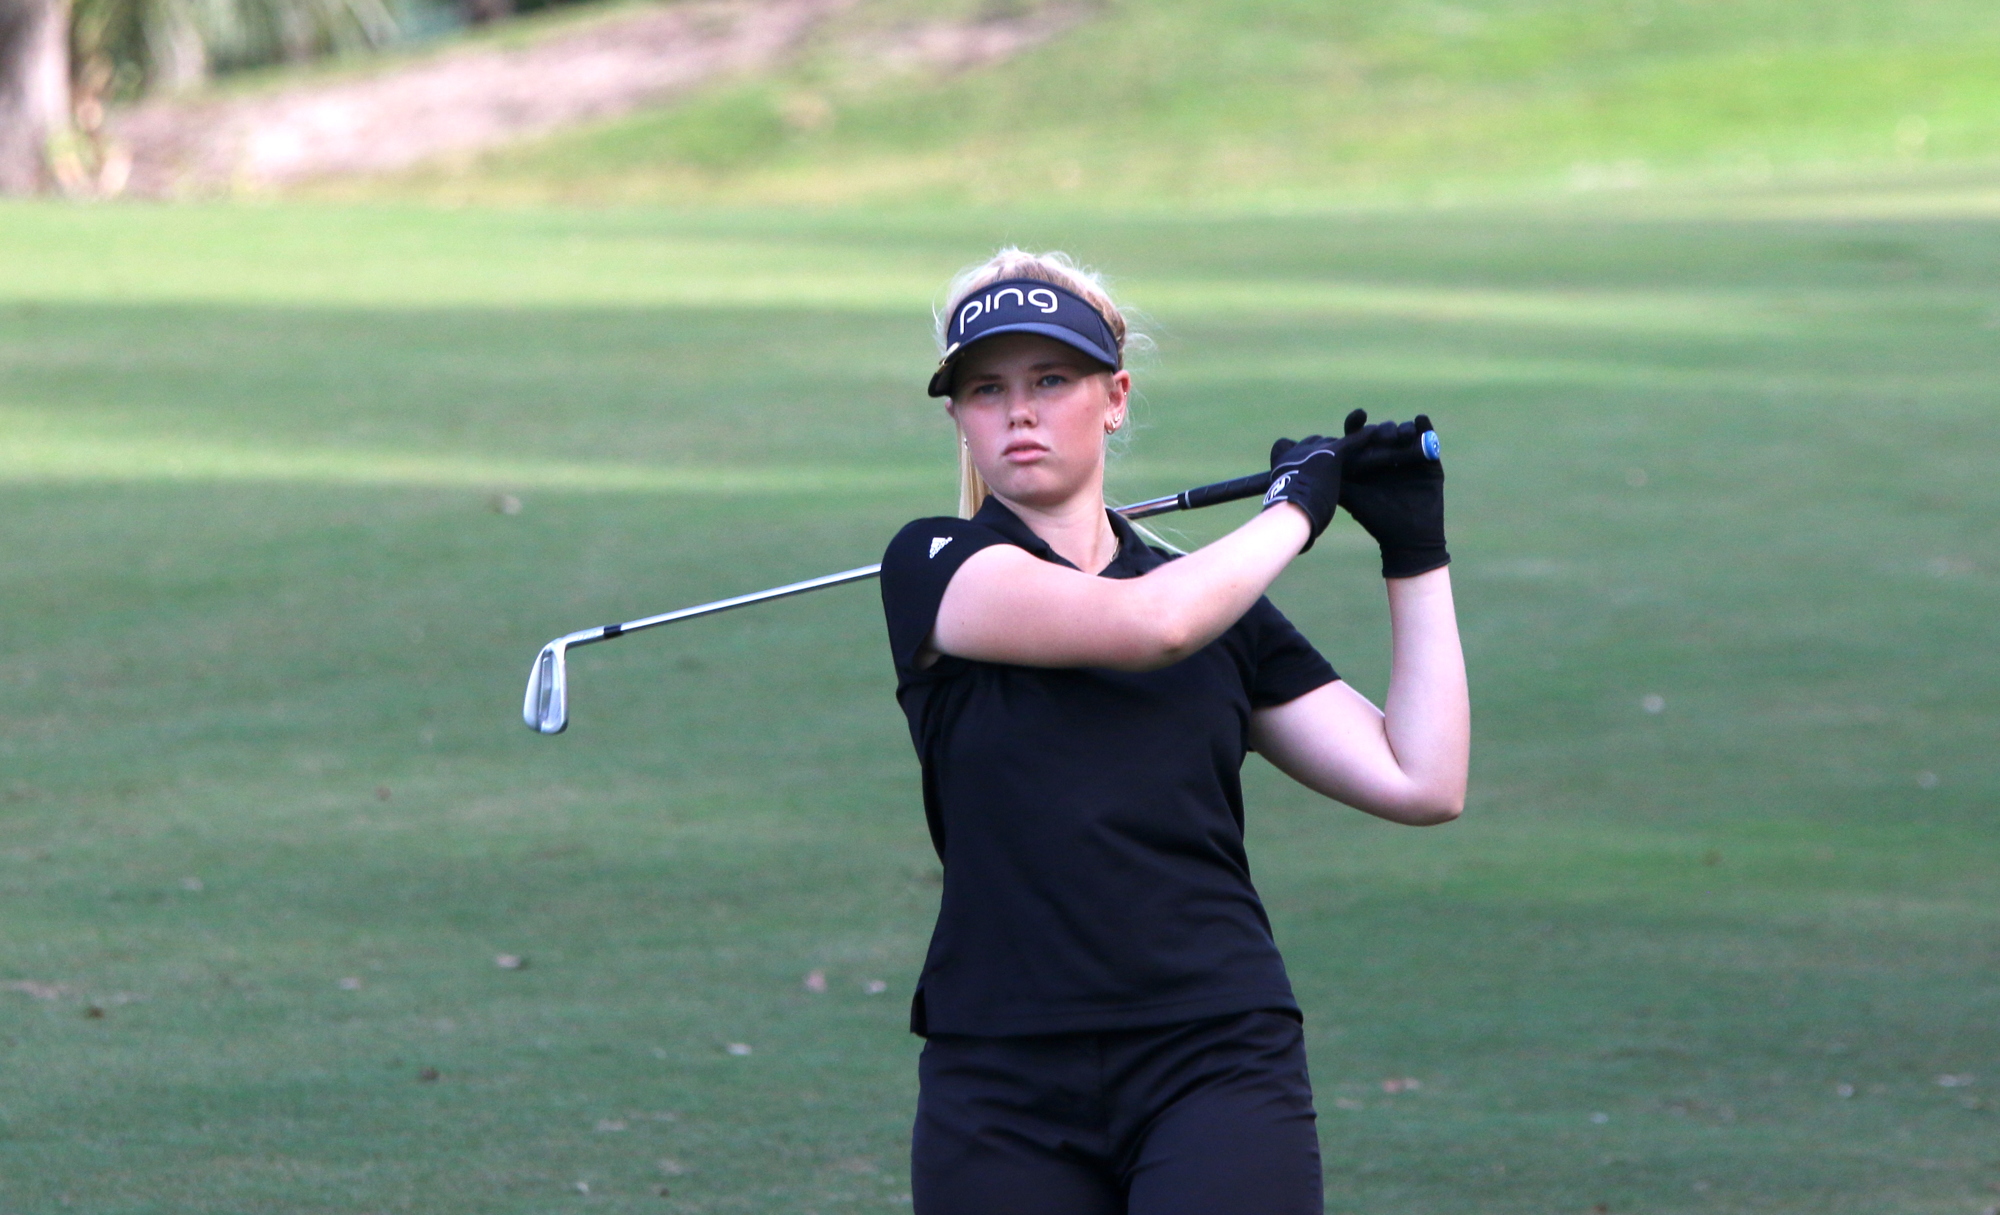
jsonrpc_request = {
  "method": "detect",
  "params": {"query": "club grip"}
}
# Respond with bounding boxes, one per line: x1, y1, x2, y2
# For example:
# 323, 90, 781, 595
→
1179, 471, 1275, 511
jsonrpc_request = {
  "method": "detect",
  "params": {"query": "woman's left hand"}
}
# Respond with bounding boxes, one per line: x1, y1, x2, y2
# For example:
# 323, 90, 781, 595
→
1337, 409, 1450, 579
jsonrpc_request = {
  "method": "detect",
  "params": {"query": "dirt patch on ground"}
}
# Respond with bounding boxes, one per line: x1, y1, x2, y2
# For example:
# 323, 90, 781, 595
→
113, 0, 852, 195
107, 0, 1094, 197
861, 3, 1093, 76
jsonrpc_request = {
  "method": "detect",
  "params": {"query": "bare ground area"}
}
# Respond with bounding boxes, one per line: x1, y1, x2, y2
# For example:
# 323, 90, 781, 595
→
105, 0, 1094, 197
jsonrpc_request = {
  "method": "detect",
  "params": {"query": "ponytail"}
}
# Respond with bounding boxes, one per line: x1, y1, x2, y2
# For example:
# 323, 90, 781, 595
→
958, 436, 991, 519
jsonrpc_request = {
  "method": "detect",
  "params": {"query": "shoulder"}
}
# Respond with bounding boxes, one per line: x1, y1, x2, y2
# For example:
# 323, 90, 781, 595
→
880, 517, 1017, 674
883, 516, 1007, 571
1227, 594, 1311, 649
1233, 595, 1339, 706
1235, 593, 1289, 631
879, 515, 1018, 608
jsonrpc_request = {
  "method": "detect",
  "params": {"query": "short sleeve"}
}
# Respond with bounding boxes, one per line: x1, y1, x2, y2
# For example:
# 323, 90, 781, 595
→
880, 517, 1011, 676
1239, 597, 1338, 708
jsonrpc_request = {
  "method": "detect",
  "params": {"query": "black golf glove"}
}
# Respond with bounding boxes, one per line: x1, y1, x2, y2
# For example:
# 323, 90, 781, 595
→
1336, 409, 1449, 578
1263, 431, 1369, 552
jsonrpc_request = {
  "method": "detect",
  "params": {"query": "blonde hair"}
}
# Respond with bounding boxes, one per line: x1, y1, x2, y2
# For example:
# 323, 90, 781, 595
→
937, 249, 1142, 519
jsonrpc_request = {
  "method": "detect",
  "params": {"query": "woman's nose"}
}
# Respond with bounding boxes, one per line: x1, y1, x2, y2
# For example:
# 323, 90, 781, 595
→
1006, 387, 1037, 424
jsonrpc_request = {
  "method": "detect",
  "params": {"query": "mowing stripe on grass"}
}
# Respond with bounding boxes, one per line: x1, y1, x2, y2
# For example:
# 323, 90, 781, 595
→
0, 426, 938, 494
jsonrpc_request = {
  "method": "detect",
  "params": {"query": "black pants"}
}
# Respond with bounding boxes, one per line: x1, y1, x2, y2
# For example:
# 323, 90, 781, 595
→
912, 1009, 1321, 1215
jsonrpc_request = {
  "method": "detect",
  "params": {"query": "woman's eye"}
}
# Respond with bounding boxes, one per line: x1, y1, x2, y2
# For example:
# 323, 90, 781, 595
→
1037, 374, 1068, 388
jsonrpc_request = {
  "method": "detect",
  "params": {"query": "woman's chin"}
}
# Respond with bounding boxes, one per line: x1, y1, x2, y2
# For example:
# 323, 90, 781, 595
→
993, 478, 1092, 511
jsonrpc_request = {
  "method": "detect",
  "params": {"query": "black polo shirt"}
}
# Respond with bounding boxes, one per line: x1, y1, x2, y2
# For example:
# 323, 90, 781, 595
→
880, 497, 1339, 1037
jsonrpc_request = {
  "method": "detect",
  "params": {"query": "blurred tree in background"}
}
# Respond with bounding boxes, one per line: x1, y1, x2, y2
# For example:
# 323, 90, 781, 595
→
3, 0, 506, 192
71, 0, 398, 96
0, 0, 71, 192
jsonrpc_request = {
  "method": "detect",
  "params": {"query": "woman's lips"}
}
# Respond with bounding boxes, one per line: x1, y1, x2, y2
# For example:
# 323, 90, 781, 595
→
1001, 440, 1049, 463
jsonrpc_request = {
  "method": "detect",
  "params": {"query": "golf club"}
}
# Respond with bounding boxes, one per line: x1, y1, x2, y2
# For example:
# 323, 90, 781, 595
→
523, 439, 1438, 735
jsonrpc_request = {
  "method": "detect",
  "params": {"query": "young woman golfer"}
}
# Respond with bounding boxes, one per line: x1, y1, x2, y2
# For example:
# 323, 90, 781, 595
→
878, 250, 1469, 1215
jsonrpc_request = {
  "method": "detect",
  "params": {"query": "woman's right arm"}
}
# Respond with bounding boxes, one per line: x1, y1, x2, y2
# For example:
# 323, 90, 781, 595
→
931, 505, 1311, 671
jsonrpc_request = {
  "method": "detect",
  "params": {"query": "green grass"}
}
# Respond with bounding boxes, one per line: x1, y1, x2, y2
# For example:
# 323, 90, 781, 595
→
2, 195, 1999, 1212
354, 0, 2000, 206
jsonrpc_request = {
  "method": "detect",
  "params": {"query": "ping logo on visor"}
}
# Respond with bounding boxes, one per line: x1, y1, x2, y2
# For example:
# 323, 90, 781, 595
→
928, 278, 1121, 397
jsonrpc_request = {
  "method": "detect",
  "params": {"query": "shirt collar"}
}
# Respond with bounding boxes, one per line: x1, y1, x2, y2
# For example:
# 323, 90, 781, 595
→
971, 497, 1160, 577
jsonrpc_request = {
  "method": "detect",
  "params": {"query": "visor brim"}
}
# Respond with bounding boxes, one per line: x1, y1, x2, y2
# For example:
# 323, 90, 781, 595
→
927, 323, 1121, 398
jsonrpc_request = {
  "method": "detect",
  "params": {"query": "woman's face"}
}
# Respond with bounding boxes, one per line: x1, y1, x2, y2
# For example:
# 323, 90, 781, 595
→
946, 333, 1130, 511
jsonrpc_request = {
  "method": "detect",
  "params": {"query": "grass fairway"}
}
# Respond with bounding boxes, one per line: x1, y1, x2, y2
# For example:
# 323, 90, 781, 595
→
385, 0, 2000, 207
2, 197, 1998, 1214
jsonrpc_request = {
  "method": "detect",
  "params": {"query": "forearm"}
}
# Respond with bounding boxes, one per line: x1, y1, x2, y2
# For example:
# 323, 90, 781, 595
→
1380, 568, 1469, 814
1123, 505, 1311, 666
932, 504, 1311, 670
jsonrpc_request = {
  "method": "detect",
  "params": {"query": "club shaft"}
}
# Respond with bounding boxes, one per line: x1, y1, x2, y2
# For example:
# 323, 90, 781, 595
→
1116, 470, 1274, 519
567, 469, 1279, 649
565, 564, 885, 651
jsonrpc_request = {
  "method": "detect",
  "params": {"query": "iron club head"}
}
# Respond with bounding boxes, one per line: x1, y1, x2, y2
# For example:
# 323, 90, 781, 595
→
523, 641, 569, 734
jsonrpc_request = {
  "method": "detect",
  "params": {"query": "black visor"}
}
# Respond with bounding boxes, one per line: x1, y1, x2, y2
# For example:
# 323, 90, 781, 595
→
928, 278, 1121, 398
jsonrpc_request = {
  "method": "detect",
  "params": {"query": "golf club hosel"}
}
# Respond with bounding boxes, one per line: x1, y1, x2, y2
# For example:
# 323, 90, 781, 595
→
522, 624, 625, 734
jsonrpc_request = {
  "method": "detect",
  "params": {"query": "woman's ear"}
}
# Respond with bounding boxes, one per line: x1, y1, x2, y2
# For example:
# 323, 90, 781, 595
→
1105, 369, 1132, 433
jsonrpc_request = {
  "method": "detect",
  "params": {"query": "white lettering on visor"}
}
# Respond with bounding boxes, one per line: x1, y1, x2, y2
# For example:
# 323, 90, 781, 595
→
954, 285, 1088, 340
